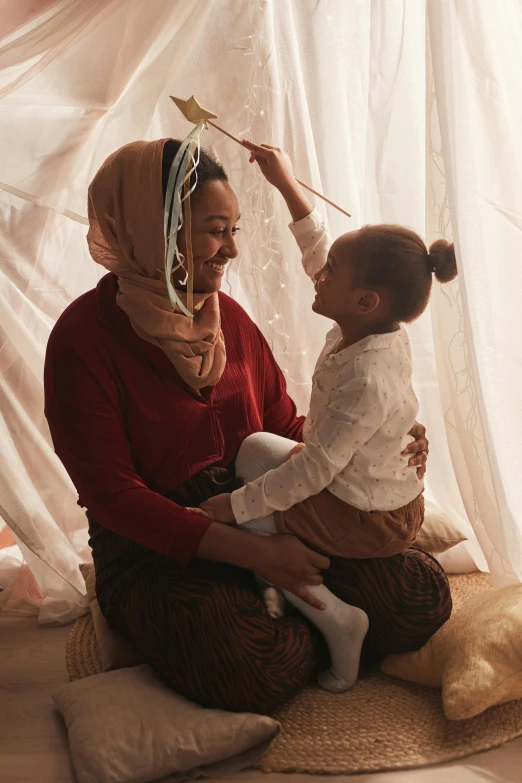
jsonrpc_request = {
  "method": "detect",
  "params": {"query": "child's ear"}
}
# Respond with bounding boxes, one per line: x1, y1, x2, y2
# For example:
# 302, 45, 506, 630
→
358, 290, 380, 314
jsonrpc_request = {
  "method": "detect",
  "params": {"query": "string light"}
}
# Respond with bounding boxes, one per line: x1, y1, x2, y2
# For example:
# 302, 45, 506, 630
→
224, 12, 313, 405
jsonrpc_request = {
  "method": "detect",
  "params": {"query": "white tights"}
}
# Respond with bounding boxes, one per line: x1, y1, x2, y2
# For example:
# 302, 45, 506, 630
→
235, 432, 369, 692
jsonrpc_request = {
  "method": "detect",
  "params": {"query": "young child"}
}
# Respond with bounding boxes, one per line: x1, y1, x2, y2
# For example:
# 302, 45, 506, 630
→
201, 140, 457, 693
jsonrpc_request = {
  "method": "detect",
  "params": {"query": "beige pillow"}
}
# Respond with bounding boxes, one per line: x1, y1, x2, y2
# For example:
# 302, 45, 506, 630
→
381, 583, 522, 720
79, 562, 143, 671
415, 499, 467, 554
53, 664, 280, 783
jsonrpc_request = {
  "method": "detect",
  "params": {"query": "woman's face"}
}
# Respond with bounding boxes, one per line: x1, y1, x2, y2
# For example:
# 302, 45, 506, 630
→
175, 179, 240, 294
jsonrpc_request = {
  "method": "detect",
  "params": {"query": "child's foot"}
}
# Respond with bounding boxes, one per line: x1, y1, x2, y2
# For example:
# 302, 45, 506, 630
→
318, 668, 353, 693
282, 586, 370, 692
317, 605, 369, 692
262, 586, 286, 619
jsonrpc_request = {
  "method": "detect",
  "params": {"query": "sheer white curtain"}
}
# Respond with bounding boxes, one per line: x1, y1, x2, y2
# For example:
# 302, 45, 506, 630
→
427, 0, 522, 584
0, 0, 520, 623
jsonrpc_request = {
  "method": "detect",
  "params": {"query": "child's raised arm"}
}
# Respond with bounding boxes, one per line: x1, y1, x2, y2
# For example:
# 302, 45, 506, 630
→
241, 139, 312, 221
242, 139, 331, 278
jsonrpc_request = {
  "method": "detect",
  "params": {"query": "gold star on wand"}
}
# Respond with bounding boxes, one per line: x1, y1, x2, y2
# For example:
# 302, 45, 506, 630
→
170, 95, 217, 124
170, 94, 351, 218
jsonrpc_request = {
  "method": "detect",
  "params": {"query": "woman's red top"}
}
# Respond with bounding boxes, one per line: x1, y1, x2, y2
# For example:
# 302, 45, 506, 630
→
44, 273, 304, 567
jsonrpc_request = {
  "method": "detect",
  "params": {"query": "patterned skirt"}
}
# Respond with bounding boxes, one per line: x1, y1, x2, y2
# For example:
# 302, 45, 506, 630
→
89, 465, 452, 714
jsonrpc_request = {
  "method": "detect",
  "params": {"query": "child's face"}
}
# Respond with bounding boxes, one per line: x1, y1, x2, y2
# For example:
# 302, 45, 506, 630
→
312, 231, 380, 323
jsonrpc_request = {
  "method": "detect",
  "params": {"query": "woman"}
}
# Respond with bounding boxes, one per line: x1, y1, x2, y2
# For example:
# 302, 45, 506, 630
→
44, 138, 450, 714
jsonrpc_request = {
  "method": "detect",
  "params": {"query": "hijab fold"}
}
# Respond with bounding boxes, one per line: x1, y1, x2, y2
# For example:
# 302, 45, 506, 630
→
87, 139, 226, 389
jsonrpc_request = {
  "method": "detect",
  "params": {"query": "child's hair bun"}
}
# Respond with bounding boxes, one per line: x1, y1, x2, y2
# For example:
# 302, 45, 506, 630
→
428, 239, 458, 283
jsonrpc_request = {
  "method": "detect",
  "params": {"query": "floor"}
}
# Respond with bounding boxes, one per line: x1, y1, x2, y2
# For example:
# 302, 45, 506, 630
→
1, 612, 522, 783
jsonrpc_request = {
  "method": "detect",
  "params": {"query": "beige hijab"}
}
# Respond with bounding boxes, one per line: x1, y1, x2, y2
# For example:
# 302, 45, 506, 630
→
87, 139, 226, 389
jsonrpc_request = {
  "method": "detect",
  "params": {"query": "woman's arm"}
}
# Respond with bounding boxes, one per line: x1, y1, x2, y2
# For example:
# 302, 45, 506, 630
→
44, 334, 211, 568
260, 329, 305, 442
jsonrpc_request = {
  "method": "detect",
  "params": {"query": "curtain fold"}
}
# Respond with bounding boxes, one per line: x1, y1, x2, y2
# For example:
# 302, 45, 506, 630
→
0, 0, 520, 622
428, 0, 522, 585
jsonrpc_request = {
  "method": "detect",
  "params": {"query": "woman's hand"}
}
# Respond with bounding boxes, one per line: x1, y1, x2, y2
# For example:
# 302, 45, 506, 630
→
200, 493, 235, 523
241, 139, 313, 222
403, 421, 429, 479
196, 523, 330, 611
254, 536, 330, 611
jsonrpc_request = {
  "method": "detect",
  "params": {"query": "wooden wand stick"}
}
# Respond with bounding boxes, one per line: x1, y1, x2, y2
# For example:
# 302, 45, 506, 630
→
171, 95, 351, 218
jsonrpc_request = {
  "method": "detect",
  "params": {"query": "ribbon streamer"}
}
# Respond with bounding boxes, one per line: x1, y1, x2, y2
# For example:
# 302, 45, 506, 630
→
163, 123, 204, 318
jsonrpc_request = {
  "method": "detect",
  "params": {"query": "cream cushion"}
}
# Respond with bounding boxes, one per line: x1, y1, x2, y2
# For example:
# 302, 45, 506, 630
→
53, 664, 280, 783
415, 499, 467, 554
382, 583, 522, 720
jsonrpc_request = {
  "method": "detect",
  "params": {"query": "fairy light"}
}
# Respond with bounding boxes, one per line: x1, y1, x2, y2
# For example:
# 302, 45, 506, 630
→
221, 14, 314, 404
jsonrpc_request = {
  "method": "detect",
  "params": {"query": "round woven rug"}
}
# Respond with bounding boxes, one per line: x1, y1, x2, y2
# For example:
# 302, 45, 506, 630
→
66, 611, 102, 681
66, 572, 522, 775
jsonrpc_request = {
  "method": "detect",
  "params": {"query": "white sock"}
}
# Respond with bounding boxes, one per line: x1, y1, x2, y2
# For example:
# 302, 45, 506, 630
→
283, 585, 369, 693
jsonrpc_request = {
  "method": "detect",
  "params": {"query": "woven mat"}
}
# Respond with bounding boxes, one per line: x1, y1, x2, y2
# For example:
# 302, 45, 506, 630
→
66, 611, 102, 681
66, 572, 522, 775
256, 572, 522, 774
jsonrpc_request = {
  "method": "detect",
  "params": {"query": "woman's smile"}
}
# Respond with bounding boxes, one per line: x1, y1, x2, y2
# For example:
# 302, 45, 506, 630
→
204, 258, 228, 276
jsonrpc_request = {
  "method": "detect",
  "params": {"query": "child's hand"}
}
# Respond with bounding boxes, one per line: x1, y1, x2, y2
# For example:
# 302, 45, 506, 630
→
242, 140, 297, 193
200, 494, 235, 523
242, 140, 313, 222
284, 443, 306, 462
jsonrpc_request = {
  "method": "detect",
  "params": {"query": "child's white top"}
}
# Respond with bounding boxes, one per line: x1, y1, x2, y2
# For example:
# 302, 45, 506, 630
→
231, 208, 424, 524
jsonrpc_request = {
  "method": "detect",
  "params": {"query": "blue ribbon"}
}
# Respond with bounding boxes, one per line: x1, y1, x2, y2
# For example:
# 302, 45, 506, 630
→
163, 123, 204, 318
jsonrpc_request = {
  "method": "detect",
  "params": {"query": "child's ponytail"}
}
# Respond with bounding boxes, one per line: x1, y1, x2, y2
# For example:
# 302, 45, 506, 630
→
428, 240, 458, 284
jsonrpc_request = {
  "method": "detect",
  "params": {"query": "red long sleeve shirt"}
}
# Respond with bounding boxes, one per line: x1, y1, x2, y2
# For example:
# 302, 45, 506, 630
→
44, 273, 304, 567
